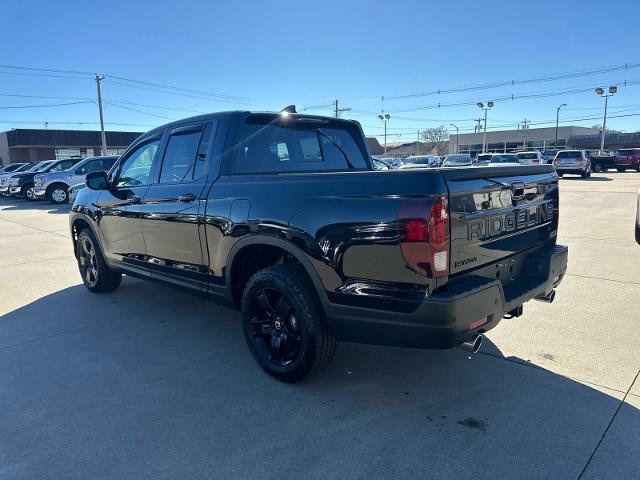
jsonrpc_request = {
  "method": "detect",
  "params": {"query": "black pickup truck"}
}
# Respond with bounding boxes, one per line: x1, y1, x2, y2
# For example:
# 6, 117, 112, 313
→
70, 109, 568, 382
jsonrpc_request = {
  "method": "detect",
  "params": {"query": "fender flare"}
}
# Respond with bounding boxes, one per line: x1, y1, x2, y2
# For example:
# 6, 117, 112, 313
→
225, 235, 330, 310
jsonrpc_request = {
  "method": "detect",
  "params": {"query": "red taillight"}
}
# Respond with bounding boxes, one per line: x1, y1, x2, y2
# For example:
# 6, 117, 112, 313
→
533, 159, 539, 163
575, 157, 583, 162
398, 197, 450, 277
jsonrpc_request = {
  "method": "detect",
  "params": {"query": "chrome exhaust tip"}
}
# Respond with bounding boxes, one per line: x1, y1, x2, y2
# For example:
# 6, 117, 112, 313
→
459, 334, 483, 354
535, 290, 556, 303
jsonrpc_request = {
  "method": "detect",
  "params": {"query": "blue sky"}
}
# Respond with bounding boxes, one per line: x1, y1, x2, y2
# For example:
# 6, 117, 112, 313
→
1, 0, 639, 140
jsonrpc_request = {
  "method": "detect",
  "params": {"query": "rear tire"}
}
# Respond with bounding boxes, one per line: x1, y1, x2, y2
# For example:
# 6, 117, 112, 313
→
593, 163, 602, 173
76, 228, 122, 293
617, 168, 625, 173
241, 264, 336, 383
557, 172, 563, 178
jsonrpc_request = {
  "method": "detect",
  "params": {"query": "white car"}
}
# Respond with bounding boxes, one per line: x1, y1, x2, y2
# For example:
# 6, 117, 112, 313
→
487, 154, 522, 167
517, 151, 545, 165
552, 150, 592, 178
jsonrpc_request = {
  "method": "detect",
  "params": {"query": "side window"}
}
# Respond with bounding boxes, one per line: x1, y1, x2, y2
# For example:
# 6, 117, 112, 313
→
116, 139, 161, 188
159, 127, 203, 184
193, 123, 215, 181
76, 160, 102, 175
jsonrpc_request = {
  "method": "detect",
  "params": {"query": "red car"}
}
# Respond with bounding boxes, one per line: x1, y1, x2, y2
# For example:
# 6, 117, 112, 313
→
614, 148, 640, 172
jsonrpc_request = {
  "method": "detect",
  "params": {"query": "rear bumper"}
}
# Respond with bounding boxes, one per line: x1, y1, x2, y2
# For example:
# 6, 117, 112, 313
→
326, 244, 568, 350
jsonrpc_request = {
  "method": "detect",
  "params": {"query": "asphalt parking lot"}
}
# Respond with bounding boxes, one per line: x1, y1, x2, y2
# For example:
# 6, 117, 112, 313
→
0, 173, 638, 479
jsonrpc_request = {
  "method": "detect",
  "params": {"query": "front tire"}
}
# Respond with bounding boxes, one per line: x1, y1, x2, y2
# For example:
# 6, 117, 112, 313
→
617, 168, 626, 173
241, 264, 336, 383
76, 228, 122, 293
49, 185, 69, 204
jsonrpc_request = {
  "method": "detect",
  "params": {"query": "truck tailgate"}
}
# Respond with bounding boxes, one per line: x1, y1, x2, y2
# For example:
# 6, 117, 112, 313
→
441, 165, 559, 276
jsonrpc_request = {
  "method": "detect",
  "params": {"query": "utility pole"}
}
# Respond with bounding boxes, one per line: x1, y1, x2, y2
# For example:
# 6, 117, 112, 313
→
519, 118, 530, 150
416, 130, 421, 155
95, 74, 107, 156
474, 118, 483, 133
555, 104, 567, 148
333, 99, 351, 118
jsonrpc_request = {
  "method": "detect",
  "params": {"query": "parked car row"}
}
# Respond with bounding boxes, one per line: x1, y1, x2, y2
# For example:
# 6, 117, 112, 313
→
0, 155, 118, 204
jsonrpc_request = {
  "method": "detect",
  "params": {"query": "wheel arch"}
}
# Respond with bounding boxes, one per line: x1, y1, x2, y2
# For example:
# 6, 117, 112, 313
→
46, 181, 70, 198
226, 235, 330, 312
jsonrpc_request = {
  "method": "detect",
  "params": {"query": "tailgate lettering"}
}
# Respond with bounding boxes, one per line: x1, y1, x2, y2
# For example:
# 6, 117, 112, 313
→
468, 202, 553, 240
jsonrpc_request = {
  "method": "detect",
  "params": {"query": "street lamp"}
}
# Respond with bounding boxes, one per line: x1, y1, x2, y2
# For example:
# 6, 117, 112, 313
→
378, 112, 391, 154
449, 123, 459, 154
595, 86, 617, 151
477, 101, 494, 153
555, 103, 567, 148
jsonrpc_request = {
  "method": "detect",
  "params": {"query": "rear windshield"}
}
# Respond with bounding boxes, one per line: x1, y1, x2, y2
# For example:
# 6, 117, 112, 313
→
517, 152, 538, 159
616, 149, 640, 155
556, 151, 582, 158
233, 115, 369, 174
491, 155, 520, 163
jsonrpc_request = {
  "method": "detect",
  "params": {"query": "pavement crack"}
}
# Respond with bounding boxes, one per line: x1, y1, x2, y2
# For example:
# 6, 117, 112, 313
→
576, 368, 640, 479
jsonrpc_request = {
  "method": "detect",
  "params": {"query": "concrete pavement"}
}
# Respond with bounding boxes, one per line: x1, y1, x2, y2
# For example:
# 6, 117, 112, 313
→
0, 172, 638, 479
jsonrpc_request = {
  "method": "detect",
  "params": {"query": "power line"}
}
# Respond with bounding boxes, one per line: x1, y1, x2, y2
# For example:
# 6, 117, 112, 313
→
0, 101, 94, 109
382, 61, 640, 101
103, 101, 178, 121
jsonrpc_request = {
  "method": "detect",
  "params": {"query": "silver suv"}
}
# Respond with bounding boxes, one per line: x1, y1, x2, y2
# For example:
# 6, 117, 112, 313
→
34, 155, 118, 204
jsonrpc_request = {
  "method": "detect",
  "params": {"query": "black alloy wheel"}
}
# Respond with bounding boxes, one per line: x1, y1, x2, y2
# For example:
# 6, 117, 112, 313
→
76, 229, 122, 293
78, 235, 99, 288
241, 264, 336, 382
248, 287, 302, 367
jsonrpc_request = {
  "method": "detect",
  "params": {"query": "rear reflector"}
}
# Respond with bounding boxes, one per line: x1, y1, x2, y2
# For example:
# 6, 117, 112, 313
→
469, 316, 488, 330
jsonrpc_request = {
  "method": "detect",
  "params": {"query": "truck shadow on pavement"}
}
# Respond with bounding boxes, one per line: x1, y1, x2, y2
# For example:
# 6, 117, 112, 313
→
0, 198, 71, 214
0, 276, 637, 479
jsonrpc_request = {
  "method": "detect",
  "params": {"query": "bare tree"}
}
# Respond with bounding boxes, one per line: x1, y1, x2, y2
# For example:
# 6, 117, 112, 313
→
420, 126, 449, 155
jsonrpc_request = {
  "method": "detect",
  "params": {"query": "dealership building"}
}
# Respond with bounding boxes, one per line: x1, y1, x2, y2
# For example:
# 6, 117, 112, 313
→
450, 125, 600, 156
0, 129, 142, 166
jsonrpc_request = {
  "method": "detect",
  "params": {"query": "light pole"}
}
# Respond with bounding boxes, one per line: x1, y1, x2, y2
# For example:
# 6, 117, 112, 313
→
595, 86, 617, 151
378, 111, 391, 154
449, 123, 459, 154
555, 103, 567, 148
477, 101, 494, 153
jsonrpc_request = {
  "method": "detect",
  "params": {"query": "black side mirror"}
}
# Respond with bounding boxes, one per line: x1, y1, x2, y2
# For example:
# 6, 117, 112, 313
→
85, 170, 109, 190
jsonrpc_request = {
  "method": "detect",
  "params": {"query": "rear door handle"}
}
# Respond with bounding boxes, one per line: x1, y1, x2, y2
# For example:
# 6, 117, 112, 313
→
178, 193, 197, 203
127, 195, 141, 204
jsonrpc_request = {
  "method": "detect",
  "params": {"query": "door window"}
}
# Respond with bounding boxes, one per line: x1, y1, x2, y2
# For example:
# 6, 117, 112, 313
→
116, 138, 161, 188
159, 128, 203, 184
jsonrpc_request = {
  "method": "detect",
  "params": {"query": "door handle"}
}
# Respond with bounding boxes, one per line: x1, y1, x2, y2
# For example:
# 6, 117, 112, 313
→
178, 193, 197, 203
127, 195, 141, 204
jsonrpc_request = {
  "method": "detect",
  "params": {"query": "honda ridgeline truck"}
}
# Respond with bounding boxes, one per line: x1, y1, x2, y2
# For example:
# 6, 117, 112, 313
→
70, 109, 568, 382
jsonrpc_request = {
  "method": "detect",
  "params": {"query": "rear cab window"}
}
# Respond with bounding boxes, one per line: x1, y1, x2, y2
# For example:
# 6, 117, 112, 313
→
232, 114, 369, 174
